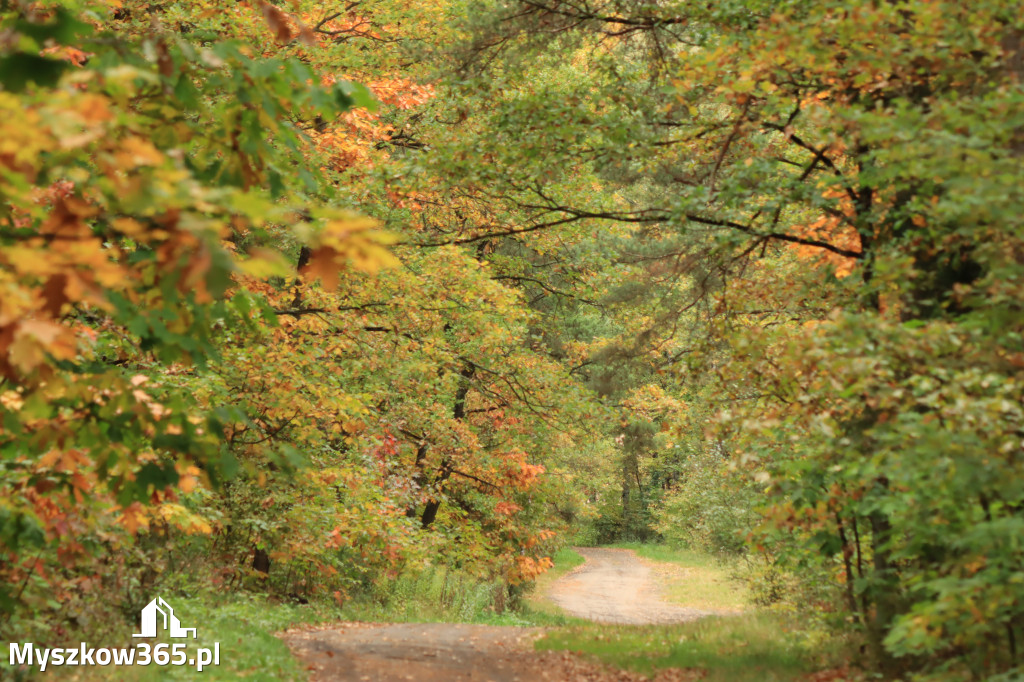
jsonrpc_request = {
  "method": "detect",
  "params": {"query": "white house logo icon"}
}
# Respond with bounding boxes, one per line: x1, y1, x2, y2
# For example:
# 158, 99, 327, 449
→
132, 597, 197, 639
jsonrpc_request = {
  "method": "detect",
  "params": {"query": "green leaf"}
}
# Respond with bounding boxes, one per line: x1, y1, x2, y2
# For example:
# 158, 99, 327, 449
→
0, 54, 68, 92
14, 8, 93, 46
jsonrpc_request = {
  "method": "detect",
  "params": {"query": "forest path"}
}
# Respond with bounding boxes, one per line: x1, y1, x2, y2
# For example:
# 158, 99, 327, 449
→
282, 547, 706, 681
547, 547, 719, 624
283, 623, 543, 682
281, 622, 652, 681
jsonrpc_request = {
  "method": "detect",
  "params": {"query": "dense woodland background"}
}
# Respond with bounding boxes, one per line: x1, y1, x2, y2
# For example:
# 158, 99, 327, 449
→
1, 0, 1022, 679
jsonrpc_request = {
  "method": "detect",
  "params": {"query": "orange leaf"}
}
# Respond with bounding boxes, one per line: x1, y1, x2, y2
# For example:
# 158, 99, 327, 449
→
260, 1, 296, 43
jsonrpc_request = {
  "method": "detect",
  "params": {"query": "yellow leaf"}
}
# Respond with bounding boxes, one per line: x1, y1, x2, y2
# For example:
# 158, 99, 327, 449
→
9, 319, 73, 373
117, 136, 164, 168
238, 247, 294, 278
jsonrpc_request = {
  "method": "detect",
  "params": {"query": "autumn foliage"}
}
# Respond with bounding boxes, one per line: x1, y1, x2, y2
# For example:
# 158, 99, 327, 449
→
0, 0, 572, 645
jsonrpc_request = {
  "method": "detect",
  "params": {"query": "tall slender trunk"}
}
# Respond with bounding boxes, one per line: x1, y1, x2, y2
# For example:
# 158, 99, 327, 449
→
420, 363, 475, 529
406, 442, 429, 519
866, 508, 899, 672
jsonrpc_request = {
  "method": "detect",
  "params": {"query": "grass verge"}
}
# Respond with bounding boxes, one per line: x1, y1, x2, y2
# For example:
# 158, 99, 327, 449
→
536, 611, 847, 682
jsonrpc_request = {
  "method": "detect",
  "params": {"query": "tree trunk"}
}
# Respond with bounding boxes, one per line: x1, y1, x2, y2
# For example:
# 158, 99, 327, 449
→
252, 547, 271, 575
865, 510, 900, 673
419, 362, 476, 528
406, 442, 429, 519
420, 499, 442, 528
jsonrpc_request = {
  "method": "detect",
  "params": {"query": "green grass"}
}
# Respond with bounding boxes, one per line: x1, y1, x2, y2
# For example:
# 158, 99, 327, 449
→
430, 546, 591, 627
340, 565, 505, 624
608, 542, 750, 612
536, 611, 846, 682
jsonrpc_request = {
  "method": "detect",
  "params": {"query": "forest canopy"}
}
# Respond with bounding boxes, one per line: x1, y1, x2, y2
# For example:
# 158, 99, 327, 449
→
1, 0, 1022, 679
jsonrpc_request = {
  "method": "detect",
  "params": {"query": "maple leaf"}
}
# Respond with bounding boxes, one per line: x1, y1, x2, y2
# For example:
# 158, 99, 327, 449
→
118, 502, 150, 535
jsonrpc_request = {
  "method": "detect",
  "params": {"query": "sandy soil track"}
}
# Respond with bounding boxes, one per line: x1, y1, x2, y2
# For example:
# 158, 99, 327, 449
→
547, 547, 718, 624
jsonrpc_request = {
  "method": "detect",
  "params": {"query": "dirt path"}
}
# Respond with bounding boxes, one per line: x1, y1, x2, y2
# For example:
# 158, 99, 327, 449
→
283, 547, 712, 681
548, 547, 719, 624
283, 623, 546, 682
281, 623, 666, 682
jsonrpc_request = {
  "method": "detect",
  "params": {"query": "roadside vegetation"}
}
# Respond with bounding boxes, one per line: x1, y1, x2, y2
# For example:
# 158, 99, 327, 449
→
537, 614, 849, 682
